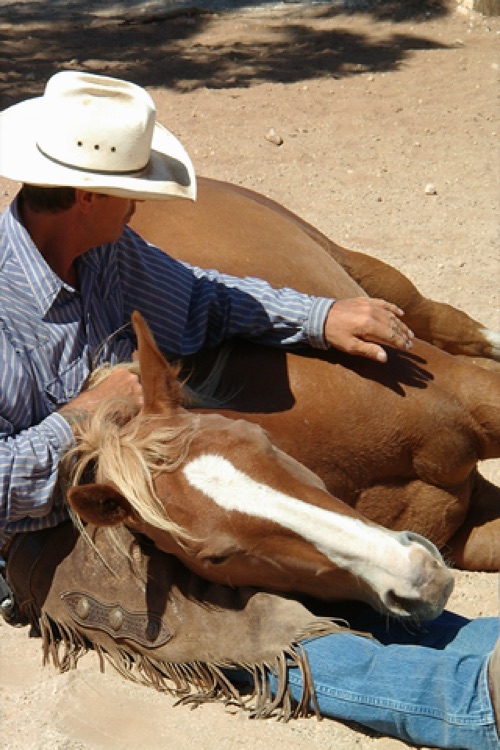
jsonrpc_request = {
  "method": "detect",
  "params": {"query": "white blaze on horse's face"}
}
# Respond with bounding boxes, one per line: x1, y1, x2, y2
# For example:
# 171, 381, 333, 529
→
183, 453, 453, 620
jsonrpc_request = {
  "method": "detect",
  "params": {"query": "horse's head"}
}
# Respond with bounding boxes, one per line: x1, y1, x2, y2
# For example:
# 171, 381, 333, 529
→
67, 312, 454, 621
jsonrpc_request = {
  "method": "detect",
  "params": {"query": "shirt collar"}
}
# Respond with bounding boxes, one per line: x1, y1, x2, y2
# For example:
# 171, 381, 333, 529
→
2, 198, 70, 315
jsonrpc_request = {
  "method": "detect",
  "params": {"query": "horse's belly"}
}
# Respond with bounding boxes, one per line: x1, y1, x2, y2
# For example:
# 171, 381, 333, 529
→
131, 177, 363, 299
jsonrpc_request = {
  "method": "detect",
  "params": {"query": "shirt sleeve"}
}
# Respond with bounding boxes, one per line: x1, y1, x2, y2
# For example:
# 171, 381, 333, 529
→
117, 227, 335, 356
0, 330, 75, 532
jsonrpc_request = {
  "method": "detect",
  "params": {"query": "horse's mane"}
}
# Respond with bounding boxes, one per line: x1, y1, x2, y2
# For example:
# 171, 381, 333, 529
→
62, 362, 202, 545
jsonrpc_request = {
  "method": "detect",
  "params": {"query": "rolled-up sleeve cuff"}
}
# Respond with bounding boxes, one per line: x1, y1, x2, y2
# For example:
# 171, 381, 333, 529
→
40, 412, 77, 453
306, 297, 335, 349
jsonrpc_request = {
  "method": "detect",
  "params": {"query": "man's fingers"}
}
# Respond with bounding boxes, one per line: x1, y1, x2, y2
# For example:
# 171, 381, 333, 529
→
385, 315, 414, 350
324, 297, 416, 362
370, 302, 414, 350
382, 301, 405, 318
84, 367, 143, 408
349, 340, 389, 363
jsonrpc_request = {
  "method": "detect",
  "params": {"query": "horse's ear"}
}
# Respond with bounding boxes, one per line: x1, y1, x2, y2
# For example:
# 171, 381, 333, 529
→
67, 483, 134, 527
131, 311, 183, 415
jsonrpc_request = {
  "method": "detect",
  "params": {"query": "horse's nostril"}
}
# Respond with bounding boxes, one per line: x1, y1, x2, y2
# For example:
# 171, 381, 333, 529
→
384, 589, 414, 617
400, 531, 442, 561
401, 531, 422, 546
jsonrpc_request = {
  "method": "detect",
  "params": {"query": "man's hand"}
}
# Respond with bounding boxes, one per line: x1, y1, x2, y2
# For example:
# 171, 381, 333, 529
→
324, 297, 414, 363
59, 367, 143, 430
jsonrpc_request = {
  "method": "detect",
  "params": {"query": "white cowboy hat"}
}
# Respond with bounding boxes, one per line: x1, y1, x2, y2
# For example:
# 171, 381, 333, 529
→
0, 71, 196, 201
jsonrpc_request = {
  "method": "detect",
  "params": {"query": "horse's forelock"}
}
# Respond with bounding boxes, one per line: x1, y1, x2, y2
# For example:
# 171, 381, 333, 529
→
65, 364, 200, 544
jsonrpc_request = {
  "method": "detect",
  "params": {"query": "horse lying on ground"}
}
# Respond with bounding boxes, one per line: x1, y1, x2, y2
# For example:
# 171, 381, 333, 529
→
128, 178, 500, 572
67, 312, 454, 623
132, 177, 500, 362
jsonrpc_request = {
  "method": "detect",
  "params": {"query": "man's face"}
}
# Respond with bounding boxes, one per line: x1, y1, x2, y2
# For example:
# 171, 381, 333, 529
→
88, 194, 138, 245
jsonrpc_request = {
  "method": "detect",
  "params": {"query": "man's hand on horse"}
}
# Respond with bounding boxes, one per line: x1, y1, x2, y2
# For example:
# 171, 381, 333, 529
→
325, 297, 414, 363
59, 367, 144, 433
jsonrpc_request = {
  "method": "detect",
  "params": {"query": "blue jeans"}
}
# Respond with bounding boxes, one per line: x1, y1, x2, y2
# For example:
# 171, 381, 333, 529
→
270, 609, 499, 749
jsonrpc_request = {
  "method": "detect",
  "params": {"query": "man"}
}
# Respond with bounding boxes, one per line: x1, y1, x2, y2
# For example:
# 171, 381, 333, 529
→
0, 72, 498, 749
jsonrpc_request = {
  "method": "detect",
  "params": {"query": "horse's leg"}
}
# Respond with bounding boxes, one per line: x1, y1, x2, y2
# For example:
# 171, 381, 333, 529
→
353, 472, 500, 572
321, 243, 500, 361
450, 351, 500, 461
349, 353, 500, 570
243, 184, 500, 361
444, 471, 500, 571
353, 478, 471, 558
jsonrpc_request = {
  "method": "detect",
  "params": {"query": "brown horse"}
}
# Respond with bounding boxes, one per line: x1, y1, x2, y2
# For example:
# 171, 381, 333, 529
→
129, 177, 500, 571
68, 312, 454, 623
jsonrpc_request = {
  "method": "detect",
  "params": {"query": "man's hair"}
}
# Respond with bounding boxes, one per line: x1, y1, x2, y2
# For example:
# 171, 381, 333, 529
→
19, 184, 77, 213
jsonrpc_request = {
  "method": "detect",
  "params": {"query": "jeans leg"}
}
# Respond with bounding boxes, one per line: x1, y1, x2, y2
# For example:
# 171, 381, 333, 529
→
280, 613, 499, 750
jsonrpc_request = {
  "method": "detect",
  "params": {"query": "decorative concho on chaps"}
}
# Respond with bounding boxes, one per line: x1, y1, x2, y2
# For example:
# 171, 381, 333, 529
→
5, 521, 349, 719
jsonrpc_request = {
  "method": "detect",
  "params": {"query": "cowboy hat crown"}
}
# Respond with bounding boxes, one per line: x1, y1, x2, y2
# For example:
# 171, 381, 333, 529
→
0, 71, 196, 201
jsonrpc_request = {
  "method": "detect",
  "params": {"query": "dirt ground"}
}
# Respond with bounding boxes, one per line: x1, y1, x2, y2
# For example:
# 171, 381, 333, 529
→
0, 2, 499, 749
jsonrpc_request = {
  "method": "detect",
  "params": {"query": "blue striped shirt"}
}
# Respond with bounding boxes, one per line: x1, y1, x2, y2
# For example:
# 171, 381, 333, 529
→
0, 197, 333, 542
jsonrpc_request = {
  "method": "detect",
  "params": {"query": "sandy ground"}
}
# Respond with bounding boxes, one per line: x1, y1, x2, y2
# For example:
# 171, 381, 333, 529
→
0, 2, 499, 748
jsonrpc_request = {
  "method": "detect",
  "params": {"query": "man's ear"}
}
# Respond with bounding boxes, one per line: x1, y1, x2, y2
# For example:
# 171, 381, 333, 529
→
74, 189, 99, 212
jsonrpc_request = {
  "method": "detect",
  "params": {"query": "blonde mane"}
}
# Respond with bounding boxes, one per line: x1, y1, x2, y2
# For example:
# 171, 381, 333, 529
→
63, 363, 201, 545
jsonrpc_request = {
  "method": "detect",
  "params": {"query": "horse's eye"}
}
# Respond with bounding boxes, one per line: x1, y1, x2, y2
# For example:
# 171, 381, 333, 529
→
206, 555, 231, 566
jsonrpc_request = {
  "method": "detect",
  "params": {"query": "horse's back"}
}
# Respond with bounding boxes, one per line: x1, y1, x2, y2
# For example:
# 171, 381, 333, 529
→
131, 176, 363, 299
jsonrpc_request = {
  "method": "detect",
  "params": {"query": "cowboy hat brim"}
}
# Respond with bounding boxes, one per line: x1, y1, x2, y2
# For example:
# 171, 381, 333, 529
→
0, 98, 196, 201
